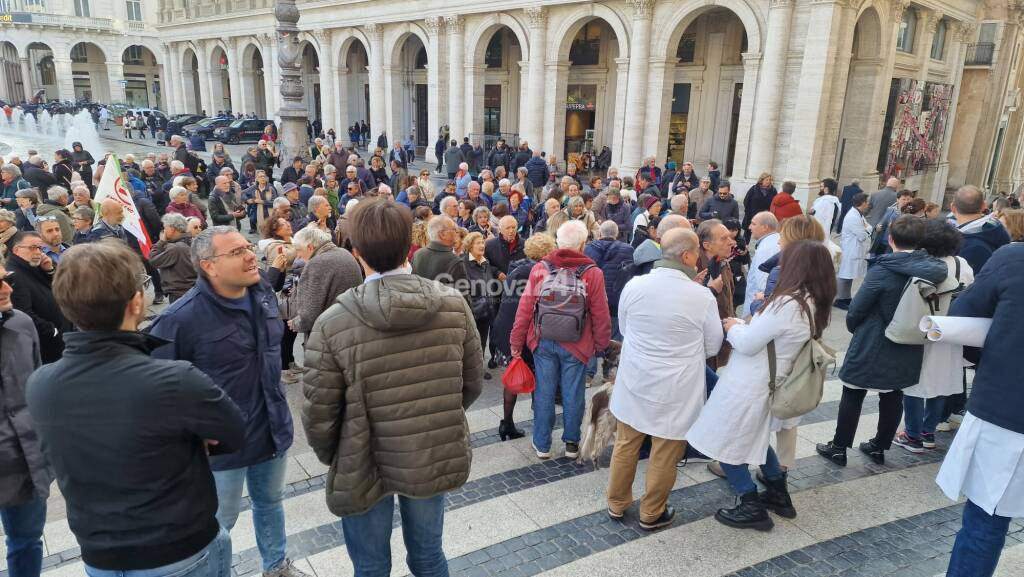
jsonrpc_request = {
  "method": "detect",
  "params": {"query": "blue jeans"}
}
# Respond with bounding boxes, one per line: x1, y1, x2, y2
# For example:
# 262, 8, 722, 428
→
532, 339, 587, 452
213, 454, 287, 571
85, 529, 231, 577
903, 396, 944, 438
947, 499, 1011, 577
0, 495, 46, 577
342, 494, 447, 577
720, 446, 784, 495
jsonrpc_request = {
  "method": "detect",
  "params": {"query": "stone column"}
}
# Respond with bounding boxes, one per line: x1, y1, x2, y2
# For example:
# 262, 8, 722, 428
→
465, 64, 487, 137
225, 37, 243, 115
53, 57, 75, 102
611, 57, 629, 168
161, 44, 179, 114
424, 16, 444, 163
315, 29, 336, 133
235, 40, 253, 117
19, 57, 33, 100
860, 1, 909, 185
446, 15, 466, 142
274, 0, 308, 160
366, 23, 386, 141
195, 41, 214, 115
335, 65, 350, 143
747, 0, 795, 178
107, 61, 127, 104
731, 52, 763, 184
917, 10, 940, 82
785, 0, 847, 198
523, 7, 547, 150
643, 57, 674, 165
933, 22, 973, 199
262, 33, 280, 119
620, 0, 654, 174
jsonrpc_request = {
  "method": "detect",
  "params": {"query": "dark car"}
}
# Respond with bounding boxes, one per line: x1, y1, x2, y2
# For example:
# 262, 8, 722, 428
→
214, 118, 276, 144
183, 117, 234, 140
166, 114, 206, 138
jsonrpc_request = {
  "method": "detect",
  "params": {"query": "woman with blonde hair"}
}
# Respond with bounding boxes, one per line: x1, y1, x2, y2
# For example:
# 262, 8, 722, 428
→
999, 208, 1024, 241
742, 172, 778, 242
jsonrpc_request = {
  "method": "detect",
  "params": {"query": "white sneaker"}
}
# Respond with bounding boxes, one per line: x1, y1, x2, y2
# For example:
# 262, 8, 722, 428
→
533, 443, 551, 459
936, 420, 959, 432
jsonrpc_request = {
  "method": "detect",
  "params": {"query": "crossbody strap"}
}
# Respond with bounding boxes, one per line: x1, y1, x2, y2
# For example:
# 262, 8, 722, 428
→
767, 340, 777, 392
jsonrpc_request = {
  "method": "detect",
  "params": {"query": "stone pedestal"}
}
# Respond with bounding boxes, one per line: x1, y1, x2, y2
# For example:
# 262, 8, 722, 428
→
275, 0, 308, 161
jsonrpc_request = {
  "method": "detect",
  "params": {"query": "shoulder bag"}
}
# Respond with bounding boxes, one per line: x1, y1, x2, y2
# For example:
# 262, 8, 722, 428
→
767, 314, 836, 419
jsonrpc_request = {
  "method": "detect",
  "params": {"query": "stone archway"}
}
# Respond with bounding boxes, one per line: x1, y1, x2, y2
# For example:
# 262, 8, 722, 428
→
180, 46, 201, 114
241, 42, 267, 118
69, 41, 110, 103
207, 43, 232, 114
0, 42, 25, 103
385, 32, 428, 152
466, 18, 530, 144
335, 35, 371, 145
835, 6, 886, 184
121, 45, 161, 109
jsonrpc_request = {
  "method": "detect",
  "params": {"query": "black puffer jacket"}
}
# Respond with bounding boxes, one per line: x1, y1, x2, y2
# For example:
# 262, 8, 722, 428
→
839, 250, 947, 389
464, 254, 500, 321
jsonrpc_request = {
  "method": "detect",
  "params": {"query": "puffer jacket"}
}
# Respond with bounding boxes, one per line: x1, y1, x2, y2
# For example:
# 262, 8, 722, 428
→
301, 274, 483, 516
839, 250, 947, 389
584, 238, 635, 316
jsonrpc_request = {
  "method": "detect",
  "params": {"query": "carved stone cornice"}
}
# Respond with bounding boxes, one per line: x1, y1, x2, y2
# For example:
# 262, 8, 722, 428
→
627, 0, 655, 19
770, 0, 793, 8
891, 0, 909, 24
524, 6, 547, 29
954, 22, 976, 42
444, 15, 464, 34
922, 10, 942, 34
313, 28, 331, 45
424, 16, 443, 36
364, 22, 383, 39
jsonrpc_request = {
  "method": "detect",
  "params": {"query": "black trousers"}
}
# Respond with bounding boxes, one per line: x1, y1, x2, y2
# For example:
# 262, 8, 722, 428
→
281, 325, 298, 368
475, 318, 492, 359
834, 386, 904, 450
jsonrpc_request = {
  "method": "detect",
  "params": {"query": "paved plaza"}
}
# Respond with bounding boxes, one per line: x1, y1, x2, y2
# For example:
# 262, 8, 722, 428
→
1, 132, 1023, 577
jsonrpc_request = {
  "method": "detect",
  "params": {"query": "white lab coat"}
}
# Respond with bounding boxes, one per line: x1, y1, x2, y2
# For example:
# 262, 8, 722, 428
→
838, 208, 871, 280
743, 232, 781, 317
687, 297, 812, 465
611, 267, 724, 440
811, 195, 842, 235
904, 255, 975, 399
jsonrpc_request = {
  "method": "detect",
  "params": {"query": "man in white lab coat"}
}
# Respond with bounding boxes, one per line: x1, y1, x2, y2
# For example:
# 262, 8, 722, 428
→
742, 212, 780, 317
606, 228, 724, 531
835, 192, 872, 310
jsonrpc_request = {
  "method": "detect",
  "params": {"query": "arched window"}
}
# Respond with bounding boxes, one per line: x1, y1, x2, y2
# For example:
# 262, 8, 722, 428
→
897, 8, 917, 53
74, 0, 90, 17
930, 18, 947, 60
569, 22, 601, 66
415, 46, 427, 70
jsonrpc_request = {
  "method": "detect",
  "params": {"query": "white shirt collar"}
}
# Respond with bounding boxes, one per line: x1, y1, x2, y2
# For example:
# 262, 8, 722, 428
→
364, 263, 412, 284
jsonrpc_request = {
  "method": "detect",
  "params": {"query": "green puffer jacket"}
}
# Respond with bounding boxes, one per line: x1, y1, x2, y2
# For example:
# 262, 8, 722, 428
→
301, 273, 484, 517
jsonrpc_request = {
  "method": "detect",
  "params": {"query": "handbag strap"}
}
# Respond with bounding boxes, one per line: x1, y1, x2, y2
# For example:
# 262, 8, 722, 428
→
767, 340, 777, 392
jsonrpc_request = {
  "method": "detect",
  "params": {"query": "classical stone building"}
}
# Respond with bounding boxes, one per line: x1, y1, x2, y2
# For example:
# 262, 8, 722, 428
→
3, 0, 1024, 203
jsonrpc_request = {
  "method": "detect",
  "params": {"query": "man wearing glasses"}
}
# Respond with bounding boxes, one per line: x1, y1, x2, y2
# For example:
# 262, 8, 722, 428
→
149, 227, 310, 577
7, 231, 69, 363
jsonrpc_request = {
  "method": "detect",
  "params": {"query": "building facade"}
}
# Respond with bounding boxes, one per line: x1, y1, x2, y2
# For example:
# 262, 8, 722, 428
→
3, 0, 1024, 204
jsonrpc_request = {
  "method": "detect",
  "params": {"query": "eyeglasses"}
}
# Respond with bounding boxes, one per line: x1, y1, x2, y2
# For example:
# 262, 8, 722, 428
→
36, 215, 59, 222
205, 243, 256, 261
14, 244, 44, 252
138, 273, 152, 291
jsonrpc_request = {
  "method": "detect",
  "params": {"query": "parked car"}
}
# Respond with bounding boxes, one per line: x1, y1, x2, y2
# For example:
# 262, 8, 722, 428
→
214, 118, 276, 144
166, 114, 206, 138
184, 117, 235, 140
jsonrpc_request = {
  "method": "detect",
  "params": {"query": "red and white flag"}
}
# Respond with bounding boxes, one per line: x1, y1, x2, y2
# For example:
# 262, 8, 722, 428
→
93, 154, 152, 257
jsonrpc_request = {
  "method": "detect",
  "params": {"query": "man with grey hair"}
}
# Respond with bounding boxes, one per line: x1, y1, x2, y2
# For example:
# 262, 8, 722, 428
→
866, 176, 900, 227
669, 191, 690, 218
149, 213, 197, 302
23, 155, 57, 192
743, 211, 781, 316
537, 198, 563, 234
414, 215, 470, 301
14, 188, 40, 232
289, 225, 361, 335
952, 184, 1010, 274
2, 163, 30, 208
608, 226, 722, 530
510, 219, 611, 460
438, 195, 459, 220
209, 175, 246, 231
150, 226, 311, 577
696, 218, 737, 368
37, 186, 74, 244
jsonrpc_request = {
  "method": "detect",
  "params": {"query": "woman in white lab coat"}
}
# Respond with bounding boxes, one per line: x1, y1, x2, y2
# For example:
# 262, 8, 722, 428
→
835, 192, 872, 309
687, 241, 837, 531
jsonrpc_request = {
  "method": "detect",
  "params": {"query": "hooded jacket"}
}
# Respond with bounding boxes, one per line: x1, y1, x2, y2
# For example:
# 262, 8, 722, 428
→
585, 238, 635, 316
769, 191, 802, 221
301, 274, 483, 516
957, 215, 1010, 275
509, 249, 612, 363
839, 250, 948, 389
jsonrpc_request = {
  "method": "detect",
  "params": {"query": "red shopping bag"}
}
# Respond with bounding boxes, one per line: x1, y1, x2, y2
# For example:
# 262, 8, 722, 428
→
502, 357, 536, 394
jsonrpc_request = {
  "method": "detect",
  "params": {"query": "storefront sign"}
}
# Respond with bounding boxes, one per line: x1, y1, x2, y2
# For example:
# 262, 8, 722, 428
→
0, 13, 34, 23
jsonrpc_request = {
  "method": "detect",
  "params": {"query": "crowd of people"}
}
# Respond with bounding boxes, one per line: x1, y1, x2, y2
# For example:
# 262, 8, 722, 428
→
0, 130, 1021, 577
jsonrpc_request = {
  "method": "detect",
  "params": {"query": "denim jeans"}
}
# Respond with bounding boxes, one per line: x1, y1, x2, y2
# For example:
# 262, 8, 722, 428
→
947, 499, 1012, 577
341, 494, 447, 577
532, 339, 587, 452
720, 446, 784, 495
903, 396, 945, 438
85, 529, 231, 577
0, 495, 46, 577
213, 454, 287, 571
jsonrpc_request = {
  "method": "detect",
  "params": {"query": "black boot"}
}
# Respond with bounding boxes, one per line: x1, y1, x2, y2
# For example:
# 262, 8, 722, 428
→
758, 475, 796, 519
715, 491, 774, 531
859, 439, 885, 465
816, 441, 848, 466
498, 420, 525, 441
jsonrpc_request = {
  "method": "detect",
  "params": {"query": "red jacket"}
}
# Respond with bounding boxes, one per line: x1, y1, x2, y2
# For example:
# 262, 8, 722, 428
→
770, 192, 802, 222
510, 248, 612, 363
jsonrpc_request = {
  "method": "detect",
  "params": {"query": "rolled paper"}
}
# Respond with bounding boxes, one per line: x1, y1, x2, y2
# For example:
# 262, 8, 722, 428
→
919, 316, 992, 347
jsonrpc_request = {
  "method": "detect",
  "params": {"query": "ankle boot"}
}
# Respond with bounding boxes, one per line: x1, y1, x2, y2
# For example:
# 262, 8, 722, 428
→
714, 491, 774, 531
816, 441, 848, 466
758, 475, 796, 519
498, 420, 525, 441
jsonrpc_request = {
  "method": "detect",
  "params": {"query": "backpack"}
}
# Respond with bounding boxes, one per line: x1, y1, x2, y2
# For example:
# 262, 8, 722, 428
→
885, 258, 966, 344
768, 314, 835, 419
534, 261, 594, 342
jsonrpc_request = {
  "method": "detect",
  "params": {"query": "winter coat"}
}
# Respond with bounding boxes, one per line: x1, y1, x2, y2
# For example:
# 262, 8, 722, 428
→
487, 146, 513, 171
632, 239, 661, 276
149, 276, 292, 471
949, 243, 1024, 434
613, 262, 723, 440
412, 241, 471, 302
294, 243, 362, 334
7, 254, 69, 363
208, 191, 242, 227
467, 146, 484, 174
839, 208, 871, 280
699, 194, 740, 221
1, 176, 30, 207
603, 201, 633, 242
301, 273, 483, 516
443, 146, 465, 172
53, 160, 75, 190
584, 238, 635, 316
743, 232, 781, 316
464, 255, 500, 321
741, 185, 777, 230
484, 235, 525, 275
165, 201, 206, 226
509, 249, 612, 363
27, 331, 243, 570
837, 183, 863, 233
697, 252, 735, 367
23, 164, 58, 191
524, 157, 550, 189
838, 250, 948, 390
865, 186, 897, 227
491, 258, 535, 356
769, 192, 802, 222
957, 215, 1010, 275
0, 309, 48, 508
148, 237, 197, 300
